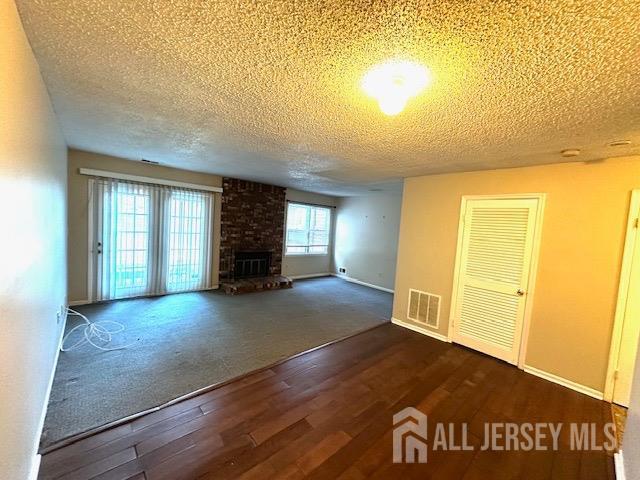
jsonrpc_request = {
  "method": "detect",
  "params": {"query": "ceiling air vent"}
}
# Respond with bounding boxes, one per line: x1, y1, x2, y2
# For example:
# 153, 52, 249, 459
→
407, 289, 441, 328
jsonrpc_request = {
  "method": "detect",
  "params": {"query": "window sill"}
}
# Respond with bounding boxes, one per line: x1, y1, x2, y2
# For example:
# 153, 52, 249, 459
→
285, 253, 329, 257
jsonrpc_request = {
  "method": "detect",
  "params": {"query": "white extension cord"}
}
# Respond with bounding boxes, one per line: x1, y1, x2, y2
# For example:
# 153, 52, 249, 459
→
61, 307, 133, 352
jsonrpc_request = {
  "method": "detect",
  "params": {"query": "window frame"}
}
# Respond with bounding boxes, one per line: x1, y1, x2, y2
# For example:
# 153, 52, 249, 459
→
285, 202, 332, 256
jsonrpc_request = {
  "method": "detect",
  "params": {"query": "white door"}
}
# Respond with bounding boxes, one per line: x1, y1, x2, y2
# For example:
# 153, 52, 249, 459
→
612, 192, 640, 406
451, 196, 543, 364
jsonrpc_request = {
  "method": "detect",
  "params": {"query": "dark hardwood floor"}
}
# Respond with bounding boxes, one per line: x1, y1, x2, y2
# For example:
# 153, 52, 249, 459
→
39, 323, 615, 480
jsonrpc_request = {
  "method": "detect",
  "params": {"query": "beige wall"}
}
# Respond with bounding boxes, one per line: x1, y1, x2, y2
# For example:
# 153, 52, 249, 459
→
0, 2, 68, 478
334, 193, 402, 290
282, 189, 338, 278
393, 156, 640, 392
67, 149, 223, 302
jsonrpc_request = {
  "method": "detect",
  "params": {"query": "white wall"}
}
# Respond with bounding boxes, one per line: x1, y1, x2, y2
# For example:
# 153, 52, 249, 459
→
333, 193, 402, 291
0, 2, 68, 478
282, 189, 338, 278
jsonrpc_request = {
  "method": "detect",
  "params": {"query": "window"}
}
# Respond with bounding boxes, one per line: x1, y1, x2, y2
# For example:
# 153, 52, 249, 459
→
285, 203, 331, 255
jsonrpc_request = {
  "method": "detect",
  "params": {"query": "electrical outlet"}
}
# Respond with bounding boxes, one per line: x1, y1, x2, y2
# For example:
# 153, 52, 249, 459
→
339, 267, 346, 273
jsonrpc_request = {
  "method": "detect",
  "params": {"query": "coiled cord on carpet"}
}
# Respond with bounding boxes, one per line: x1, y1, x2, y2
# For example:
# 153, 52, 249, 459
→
61, 307, 133, 352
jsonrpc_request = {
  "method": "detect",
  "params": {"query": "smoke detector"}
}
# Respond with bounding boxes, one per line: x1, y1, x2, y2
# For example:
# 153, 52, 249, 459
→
561, 149, 581, 157
608, 140, 631, 147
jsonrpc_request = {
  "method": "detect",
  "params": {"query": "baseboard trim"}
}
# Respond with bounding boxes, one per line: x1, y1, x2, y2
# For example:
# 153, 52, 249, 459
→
288, 273, 332, 280
68, 285, 221, 306
332, 274, 394, 293
28, 453, 41, 480
68, 299, 90, 306
30, 306, 67, 479
391, 317, 451, 343
614, 451, 626, 480
523, 365, 604, 400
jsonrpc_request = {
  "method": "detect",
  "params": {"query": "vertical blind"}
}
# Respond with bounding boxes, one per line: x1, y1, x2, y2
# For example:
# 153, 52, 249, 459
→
89, 178, 213, 301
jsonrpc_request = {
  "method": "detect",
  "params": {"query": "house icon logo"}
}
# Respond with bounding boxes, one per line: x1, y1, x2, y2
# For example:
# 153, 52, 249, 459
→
393, 407, 428, 463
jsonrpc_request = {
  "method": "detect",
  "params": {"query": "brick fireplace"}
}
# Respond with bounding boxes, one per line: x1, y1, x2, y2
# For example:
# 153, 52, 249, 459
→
219, 177, 286, 280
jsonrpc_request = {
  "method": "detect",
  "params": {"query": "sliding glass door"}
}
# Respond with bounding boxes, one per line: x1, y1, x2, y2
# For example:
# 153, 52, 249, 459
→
89, 178, 213, 301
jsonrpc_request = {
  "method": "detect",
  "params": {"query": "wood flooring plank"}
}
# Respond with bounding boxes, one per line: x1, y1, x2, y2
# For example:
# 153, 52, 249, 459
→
295, 430, 352, 474
145, 434, 253, 480
249, 402, 316, 445
200, 380, 291, 415
41, 407, 204, 479
40, 423, 134, 471
91, 459, 145, 480
199, 419, 313, 480
57, 447, 137, 480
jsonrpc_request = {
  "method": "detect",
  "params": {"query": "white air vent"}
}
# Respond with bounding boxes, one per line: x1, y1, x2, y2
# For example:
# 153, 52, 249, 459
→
407, 289, 441, 328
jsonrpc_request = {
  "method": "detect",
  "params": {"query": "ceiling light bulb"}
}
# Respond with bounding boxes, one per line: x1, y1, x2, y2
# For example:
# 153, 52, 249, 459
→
378, 93, 408, 116
362, 60, 430, 116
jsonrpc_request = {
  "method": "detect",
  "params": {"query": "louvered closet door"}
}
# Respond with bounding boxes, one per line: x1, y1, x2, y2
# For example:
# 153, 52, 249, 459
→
452, 197, 540, 364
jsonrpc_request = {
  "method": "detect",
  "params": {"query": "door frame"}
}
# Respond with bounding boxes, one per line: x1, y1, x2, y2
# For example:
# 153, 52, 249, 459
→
447, 193, 547, 367
87, 180, 95, 303
604, 189, 640, 403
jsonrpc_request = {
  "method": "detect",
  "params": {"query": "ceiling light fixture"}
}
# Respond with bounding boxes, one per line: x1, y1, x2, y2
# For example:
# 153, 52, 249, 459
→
362, 60, 430, 116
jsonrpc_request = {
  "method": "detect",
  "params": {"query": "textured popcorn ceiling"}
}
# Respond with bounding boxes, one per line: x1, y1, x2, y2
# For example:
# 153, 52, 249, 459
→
16, 0, 640, 195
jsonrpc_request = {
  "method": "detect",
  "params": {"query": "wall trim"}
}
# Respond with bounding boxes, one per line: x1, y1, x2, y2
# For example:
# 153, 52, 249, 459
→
332, 273, 394, 293
605, 189, 640, 402
523, 365, 604, 400
28, 454, 41, 480
79, 168, 223, 193
68, 299, 91, 306
68, 285, 221, 307
391, 317, 451, 343
30, 308, 67, 480
614, 451, 626, 480
288, 273, 332, 280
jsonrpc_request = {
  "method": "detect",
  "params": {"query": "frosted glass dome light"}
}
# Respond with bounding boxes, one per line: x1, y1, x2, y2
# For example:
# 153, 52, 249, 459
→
362, 60, 430, 116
